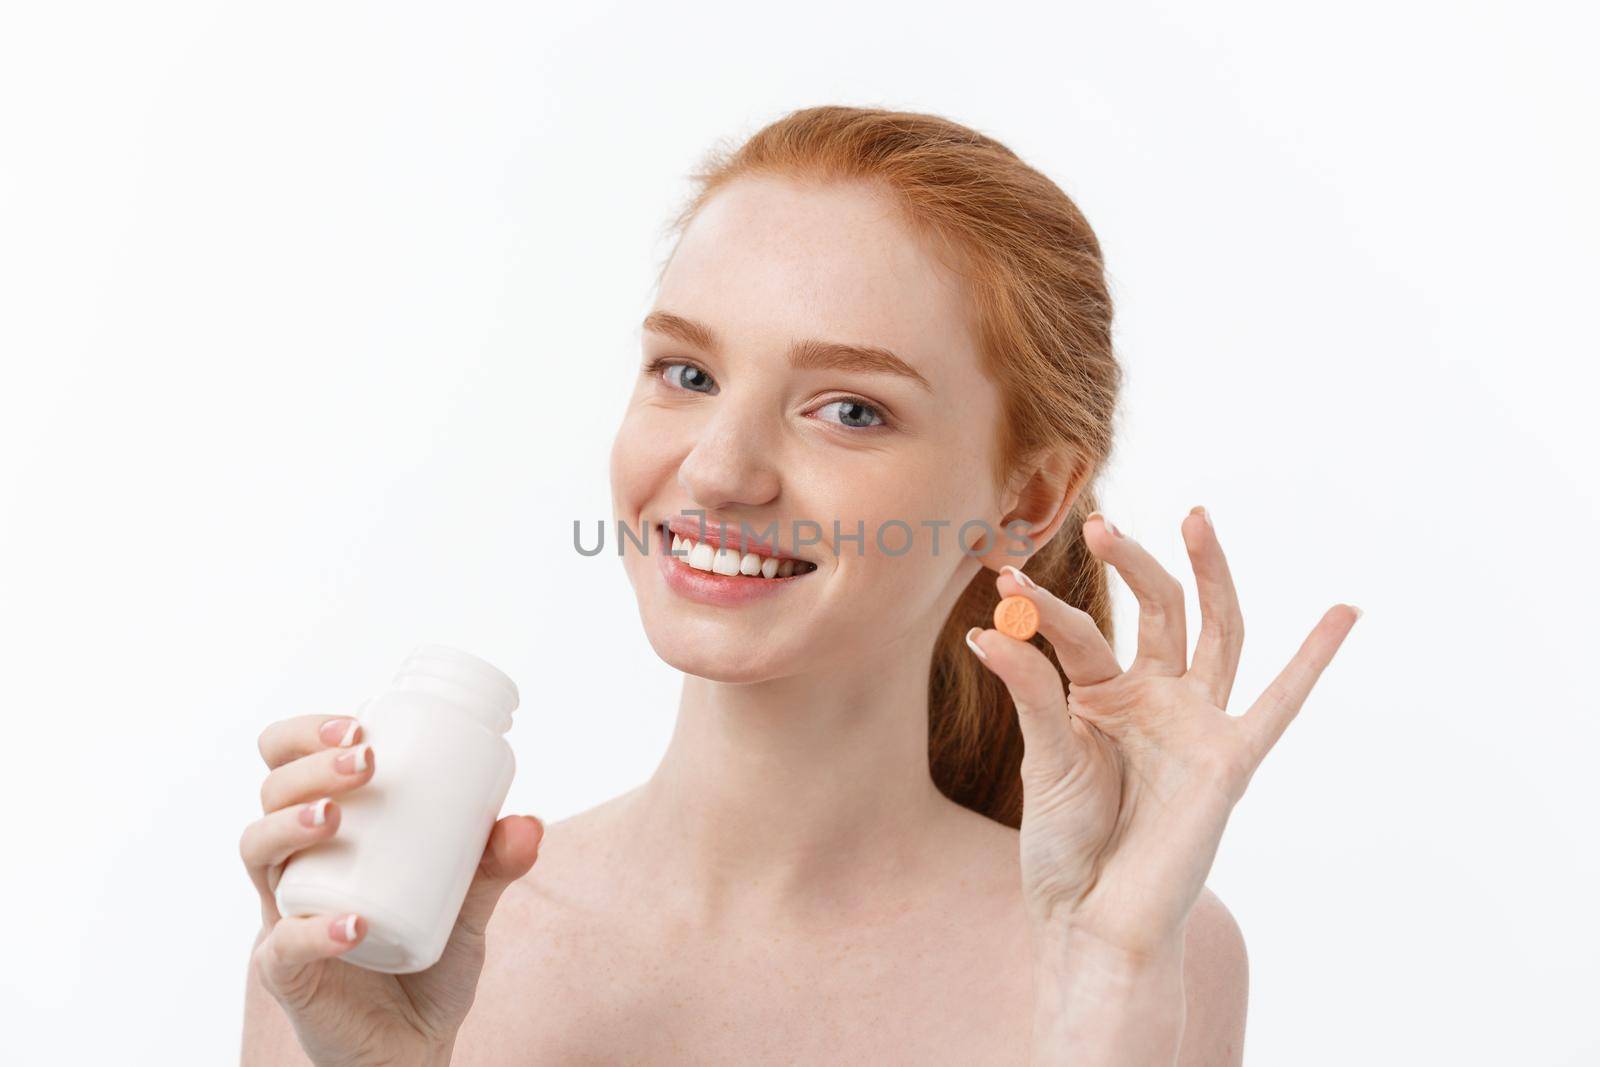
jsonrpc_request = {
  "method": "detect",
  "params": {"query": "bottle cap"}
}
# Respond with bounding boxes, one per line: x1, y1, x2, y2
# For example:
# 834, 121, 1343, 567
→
391, 644, 520, 732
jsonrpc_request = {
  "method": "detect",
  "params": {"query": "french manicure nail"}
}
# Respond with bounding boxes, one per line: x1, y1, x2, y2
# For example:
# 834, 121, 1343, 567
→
1088, 510, 1121, 538
300, 797, 333, 827
319, 718, 360, 747
335, 744, 370, 774
1349, 604, 1364, 620
1000, 564, 1038, 590
965, 626, 989, 662
330, 913, 361, 943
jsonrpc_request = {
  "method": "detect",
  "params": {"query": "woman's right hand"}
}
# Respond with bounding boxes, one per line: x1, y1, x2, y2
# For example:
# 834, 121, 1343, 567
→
240, 712, 544, 1067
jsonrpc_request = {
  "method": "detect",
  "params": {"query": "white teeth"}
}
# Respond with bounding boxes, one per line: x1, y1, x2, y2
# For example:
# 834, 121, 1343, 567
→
667, 527, 813, 579
688, 541, 715, 571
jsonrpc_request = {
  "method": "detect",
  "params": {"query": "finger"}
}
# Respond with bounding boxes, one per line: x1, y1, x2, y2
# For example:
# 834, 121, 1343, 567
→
1180, 507, 1246, 707
1240, 604, 1361, 764
252, 912, 367, 1006
965, 626, 1083, 784
452, 816, 545, 944
240, 797, 343, 904
997, 566, 1122, 686
257, 708, 366, 770
260, 743, 374, 813
1083, 512, 1188, 675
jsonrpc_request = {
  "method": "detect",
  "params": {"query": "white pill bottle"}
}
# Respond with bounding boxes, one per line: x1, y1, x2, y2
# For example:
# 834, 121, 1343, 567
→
275, 644, 519, 974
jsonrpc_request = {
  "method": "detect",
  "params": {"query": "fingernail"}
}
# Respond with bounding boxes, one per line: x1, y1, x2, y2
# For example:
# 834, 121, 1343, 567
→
1087, 510, 1121, 538
330, 913, 362, 943
299, 797, 333, 827
965, 626, 989, 662
334, 744, 371, 774
1349, 604, 1364, 621
319, 718, 361, 747
1191, 505, 1213, 530
1000, 564, 1038, 590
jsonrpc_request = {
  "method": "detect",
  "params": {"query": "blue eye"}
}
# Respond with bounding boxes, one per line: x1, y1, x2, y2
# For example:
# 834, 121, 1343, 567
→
816, 399, 885, 430
653, 360, 717, 394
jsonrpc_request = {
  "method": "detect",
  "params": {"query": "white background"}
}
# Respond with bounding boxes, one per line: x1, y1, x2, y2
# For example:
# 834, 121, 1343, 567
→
2, 2, 1596, 1063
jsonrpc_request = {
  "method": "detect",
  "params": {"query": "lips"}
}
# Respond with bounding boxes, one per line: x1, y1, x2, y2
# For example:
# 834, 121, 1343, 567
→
653, 521, 816, 607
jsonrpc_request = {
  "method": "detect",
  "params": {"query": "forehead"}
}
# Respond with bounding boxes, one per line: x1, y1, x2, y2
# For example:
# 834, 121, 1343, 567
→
658, 176, 980, 389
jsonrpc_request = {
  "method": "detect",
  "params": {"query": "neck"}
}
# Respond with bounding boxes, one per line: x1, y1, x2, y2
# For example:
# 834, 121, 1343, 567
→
620, 624, 958, 928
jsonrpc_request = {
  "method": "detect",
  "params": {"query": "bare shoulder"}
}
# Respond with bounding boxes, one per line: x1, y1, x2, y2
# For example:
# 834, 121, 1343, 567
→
1178, 887, 1249, 1067
451, 792, 647, 1062
502, 791, 634, 908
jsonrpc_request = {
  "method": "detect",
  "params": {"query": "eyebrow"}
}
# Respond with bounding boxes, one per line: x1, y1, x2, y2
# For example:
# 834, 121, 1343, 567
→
641, 310, 933, 392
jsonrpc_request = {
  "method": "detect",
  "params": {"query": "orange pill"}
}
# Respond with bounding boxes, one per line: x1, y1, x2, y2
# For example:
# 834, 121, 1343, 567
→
993, 595, 1039, 640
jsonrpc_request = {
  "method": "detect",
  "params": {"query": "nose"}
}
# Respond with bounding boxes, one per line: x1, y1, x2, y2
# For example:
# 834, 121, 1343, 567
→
676, 395, 781, 512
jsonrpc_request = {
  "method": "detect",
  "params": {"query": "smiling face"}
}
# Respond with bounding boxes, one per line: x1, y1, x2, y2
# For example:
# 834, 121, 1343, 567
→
609, 175, 1015, 682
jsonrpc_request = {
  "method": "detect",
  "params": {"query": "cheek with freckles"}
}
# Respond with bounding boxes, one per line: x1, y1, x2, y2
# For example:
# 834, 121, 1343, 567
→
609, 408, 671, 538
812, 467, 994, 648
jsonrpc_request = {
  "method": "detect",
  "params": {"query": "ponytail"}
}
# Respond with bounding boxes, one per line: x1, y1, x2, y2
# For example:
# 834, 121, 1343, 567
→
928, 491, 1114, 828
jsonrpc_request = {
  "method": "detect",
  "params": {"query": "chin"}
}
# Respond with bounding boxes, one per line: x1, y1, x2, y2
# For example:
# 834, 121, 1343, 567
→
642, 628, 796, 683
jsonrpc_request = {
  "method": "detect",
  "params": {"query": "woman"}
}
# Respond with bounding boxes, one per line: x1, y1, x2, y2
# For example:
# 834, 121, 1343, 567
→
240, 105, 1358, 1065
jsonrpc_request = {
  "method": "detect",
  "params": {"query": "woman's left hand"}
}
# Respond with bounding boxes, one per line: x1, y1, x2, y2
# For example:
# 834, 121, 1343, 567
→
968, 507, 1360, 961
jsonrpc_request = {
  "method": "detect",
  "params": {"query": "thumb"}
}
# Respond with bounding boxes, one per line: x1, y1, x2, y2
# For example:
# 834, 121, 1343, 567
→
967, 627, 1084, 787
454, 814, 544, 942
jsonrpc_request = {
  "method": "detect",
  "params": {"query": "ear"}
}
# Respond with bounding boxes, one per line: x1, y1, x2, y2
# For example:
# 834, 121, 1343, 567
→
975, 447, 1090, 571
